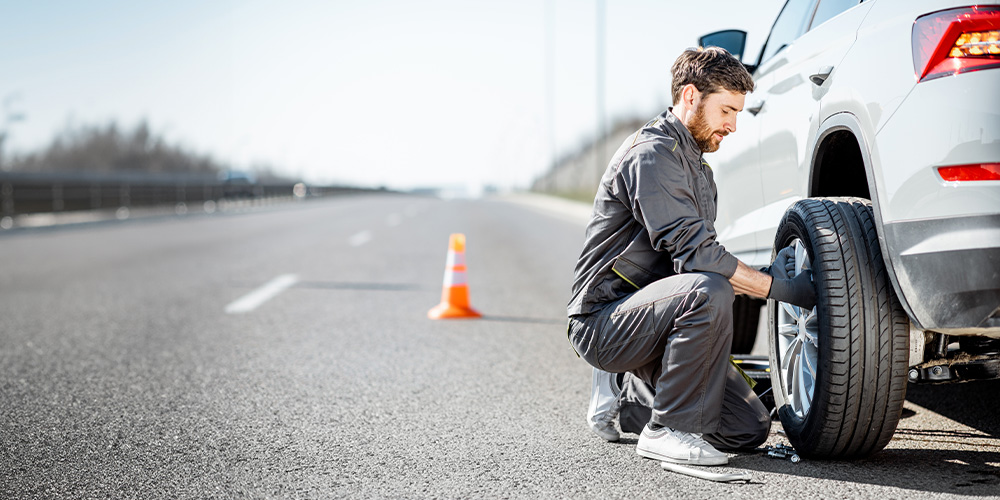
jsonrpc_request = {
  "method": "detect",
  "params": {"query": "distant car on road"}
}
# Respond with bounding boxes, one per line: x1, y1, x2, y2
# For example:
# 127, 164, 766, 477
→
219, 170, 257, 199
702, 0, 1000, 459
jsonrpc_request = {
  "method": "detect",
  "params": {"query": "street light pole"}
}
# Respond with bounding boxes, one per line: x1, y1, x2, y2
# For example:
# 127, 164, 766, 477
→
595, 0, 606, 183
545, 0, 556, 183
0, 93, 26, 172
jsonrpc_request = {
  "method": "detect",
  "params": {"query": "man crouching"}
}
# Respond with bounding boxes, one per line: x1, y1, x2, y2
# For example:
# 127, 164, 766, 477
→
567, 47, 816, 466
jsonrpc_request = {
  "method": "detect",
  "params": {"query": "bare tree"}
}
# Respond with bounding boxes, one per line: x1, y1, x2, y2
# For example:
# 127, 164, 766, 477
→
8, 120, 226, 175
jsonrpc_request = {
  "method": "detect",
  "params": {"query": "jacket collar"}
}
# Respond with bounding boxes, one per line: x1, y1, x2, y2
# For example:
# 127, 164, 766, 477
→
659, 108, 703, 164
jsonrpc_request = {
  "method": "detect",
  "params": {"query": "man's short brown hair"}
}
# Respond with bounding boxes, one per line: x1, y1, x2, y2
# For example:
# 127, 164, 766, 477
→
671, 47, 755, 105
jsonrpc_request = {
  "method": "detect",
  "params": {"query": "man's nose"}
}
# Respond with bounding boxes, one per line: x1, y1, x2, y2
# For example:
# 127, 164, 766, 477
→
725, 117, 737, 133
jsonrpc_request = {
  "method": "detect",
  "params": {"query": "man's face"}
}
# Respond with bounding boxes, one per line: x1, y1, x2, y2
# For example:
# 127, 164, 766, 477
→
687, 89, 745, 153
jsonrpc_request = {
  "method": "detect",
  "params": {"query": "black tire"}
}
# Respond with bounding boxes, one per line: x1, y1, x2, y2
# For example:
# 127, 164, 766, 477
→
768, 198, 909, 458
732, 296, 765, 354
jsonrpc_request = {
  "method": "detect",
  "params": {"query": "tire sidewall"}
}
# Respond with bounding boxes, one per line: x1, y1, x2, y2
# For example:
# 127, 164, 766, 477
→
768, 202, 833, 453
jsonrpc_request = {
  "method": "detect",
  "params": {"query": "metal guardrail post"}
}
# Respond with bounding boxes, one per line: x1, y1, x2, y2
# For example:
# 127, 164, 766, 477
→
52, 183, 63, 212
2, 181, 12, 216
0, 181, 10, 229
0, 172, 373, 224
90, 182, 100, 210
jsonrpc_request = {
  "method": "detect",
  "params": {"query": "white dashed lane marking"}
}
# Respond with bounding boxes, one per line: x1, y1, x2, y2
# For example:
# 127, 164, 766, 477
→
225, 274, 299, 314
349, 230, 372, 247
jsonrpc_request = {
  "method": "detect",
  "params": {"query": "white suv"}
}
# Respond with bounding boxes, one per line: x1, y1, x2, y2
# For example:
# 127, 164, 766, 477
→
703, 0, 1000, 458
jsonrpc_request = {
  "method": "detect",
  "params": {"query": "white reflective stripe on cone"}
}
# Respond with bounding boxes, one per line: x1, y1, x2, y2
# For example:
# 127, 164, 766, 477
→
446, 251, 465, 268
444, 270, 468, 287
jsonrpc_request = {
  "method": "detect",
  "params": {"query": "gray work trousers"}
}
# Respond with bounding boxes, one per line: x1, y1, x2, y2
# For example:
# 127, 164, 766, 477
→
569, 272, 770, 450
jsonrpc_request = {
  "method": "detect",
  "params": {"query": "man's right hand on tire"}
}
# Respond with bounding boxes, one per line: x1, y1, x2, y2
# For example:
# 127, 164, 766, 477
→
768, 270, 817, 310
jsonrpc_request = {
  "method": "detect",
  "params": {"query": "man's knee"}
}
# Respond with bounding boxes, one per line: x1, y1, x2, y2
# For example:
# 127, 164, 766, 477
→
706, 414, 771, 451
690, 272, 734, 317
742, 414, 772, 449
696, 272, 734, 300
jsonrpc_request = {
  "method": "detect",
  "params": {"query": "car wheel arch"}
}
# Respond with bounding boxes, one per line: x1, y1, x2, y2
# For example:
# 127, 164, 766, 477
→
808, 112, 918, 329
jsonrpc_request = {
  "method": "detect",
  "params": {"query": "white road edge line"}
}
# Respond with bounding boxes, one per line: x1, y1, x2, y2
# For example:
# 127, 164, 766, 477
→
225, 274, 299, 314
349, 230, 372, 247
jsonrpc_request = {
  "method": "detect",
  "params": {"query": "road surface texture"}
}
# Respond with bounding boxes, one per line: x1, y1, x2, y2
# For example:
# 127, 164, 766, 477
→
1, 193, 997, 499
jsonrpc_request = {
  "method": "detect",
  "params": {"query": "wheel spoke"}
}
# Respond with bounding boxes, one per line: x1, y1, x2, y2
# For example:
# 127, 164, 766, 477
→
781, 301, 798, 318
791, 347, 804, 414
803, 331, 817, 347
800, 341, 816, 415
781, 338, 801, 370
799, 357, 812, 415
794, 241, 806, 275
784, 338, 803, 415
803, 343, 817, 378
778, 323, 797, 338
804, 308, 817, 325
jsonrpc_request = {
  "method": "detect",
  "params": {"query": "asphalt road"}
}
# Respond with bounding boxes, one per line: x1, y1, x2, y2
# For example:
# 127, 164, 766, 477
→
1, 193, 998, 499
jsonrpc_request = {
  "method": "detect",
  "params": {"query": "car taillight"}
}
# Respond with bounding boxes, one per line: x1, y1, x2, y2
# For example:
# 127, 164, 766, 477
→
937, 163, 1000, 181
912, 6, 1000, 82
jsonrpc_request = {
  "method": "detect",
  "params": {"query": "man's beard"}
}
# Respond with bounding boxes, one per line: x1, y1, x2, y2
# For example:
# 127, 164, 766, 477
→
689, 106, 727, 153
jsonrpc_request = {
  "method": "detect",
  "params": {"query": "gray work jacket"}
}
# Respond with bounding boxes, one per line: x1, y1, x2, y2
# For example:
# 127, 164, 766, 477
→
567, 109, 738, 317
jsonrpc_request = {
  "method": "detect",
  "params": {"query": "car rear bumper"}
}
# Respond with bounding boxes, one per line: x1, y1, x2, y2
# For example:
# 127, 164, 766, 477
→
883, 213, 1000, 336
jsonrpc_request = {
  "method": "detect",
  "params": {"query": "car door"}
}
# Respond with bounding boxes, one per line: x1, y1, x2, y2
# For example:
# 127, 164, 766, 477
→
709, 0, 820, 266
754, 0, 875, 243
705, 82, 765, 261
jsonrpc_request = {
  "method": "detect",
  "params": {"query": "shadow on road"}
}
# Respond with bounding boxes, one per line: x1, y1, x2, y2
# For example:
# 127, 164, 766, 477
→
905, 379, 1000, 438
731, 447, 1000, 496
721, 379, 1000, 496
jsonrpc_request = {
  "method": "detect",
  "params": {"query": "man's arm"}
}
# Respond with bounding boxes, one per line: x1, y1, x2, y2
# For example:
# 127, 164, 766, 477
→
622, 147, 739, 279
731, 256, 817, 309
729, 260, 771, 298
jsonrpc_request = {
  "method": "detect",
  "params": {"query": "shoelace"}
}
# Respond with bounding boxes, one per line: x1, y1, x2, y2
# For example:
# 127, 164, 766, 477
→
673, 429, 710, 448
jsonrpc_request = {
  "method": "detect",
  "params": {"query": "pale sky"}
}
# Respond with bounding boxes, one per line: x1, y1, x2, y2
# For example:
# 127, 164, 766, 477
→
0, 0, 783, 191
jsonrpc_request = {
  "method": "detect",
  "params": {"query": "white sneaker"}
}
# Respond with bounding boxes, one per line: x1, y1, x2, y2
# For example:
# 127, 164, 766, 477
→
587, 368, 621, 442
636, 425, 728, 466
589, 418, 620, 442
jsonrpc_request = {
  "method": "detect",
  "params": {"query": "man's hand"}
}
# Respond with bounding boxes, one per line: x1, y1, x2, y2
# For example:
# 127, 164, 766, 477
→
761, 247, 796, 280
729, 248, 812, 304
768, 271, 817, 310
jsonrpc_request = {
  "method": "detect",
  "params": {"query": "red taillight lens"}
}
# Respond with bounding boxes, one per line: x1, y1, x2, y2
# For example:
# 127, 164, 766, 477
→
937, 163, 1000, 181
912, 6, 1000, 82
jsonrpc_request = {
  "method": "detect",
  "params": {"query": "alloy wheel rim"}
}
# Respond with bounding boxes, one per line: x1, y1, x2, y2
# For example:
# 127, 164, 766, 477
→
775, 238, 819, 419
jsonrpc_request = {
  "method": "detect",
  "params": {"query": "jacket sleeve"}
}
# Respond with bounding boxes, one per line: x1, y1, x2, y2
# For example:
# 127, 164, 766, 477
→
613, 143, 738, 278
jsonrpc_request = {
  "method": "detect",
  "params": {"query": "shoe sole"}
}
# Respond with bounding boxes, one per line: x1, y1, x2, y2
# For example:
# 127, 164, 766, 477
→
636, 445, 728, 466
589, 424, 620, 442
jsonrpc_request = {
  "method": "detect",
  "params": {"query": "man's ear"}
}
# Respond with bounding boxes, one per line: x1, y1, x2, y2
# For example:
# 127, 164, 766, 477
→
681, 84, 699, 109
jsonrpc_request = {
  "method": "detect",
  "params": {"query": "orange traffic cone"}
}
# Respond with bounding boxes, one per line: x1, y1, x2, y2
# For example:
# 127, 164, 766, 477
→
428, 233, 482, 319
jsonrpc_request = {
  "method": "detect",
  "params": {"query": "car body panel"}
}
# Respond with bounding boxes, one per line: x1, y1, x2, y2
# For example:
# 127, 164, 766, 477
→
757, 0, 873, 211
709, 113, 765, 256
711, 0, 1000, 335
873, 68, 1000, 222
